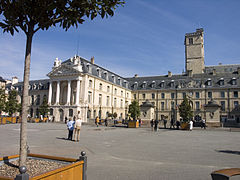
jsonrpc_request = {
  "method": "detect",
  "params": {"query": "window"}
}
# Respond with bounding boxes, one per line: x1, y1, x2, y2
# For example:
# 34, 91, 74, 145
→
182, 92, 186, 98
97, 68, 100, 77
69, 109, 73, 117
219, 79, 224, 86
171, 101, 174, 109
208, 92, 212, 98
170, 81, 174, 88
36, 95, 40, 105
234, 101, 239, 108
89, 80, 92, 88
189, 38, 193, 45
234, 91, 238, 98
152, 93, 155, 99
220, 101, 225, 111
195, 92, 200, 98
195, 101, 200, 110
31, 95, 34, 105
160, 81, 164, 88
106, 96, 110, 106
142, 94, 145, 99
161, 102, 164, 110
99, 94, 102, 105
114, 88, 117, 95
220, 91, 225, 98
121, 90, 123, 96
134, 94, 136, 99
50, 108, 53, 116
171, 93, 175, 99
142, 82, 146, 88
207, 80, 212, 86
114, 98, 117, 107
107, 86, 110, 93
88, 91, 92, 103
127, 93, 129, 98
99, 83, 102, 91
120, 99, 123, 108
161, 93, 165, 99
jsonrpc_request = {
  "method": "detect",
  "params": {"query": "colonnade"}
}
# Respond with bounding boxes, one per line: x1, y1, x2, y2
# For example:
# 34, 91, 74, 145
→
48, 79, 81, 106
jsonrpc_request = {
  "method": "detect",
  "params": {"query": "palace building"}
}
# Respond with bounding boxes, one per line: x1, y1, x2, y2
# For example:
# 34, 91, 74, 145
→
5, 29, 240, 126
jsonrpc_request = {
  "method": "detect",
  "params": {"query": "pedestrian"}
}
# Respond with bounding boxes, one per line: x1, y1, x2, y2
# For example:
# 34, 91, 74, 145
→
74, 111, 82, 142
95, 116, 99, 127
189, 120, 193, 131
154, 119, 159, 131
202, 119, 206, 129
65, 117, 68, 124
176, 120, 180, 130
104, 118, 108, 126
163, 119, 167, 129
170, 118, 175, 129
150, 119, 154, 128
67, 117, 75, 140
139, 118, 142, 127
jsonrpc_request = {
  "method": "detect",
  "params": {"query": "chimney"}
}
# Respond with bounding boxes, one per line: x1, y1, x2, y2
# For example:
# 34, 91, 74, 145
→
134, 74, 138, 78
168, 71, 172, 77
212, 69, 216, 75
91, 56, 94, 64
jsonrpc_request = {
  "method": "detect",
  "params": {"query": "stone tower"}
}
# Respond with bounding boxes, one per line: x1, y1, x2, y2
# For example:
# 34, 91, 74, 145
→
185, 28, 205, 75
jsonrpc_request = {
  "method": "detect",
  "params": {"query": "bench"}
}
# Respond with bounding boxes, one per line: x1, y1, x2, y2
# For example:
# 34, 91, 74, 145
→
211, 168, 240, 180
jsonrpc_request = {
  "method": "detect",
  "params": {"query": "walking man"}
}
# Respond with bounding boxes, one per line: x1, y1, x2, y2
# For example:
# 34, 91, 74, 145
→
67, 117, 75, 140
74, 111, 82, 142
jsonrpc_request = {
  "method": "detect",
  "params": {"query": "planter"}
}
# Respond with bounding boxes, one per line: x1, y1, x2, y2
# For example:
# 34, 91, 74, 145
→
128, 121, 139, 128
0, 152, 87, 180
180, 122, 190, 130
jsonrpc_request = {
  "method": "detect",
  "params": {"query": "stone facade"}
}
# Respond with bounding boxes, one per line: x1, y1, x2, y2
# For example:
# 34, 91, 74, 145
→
5, 29, 240, 126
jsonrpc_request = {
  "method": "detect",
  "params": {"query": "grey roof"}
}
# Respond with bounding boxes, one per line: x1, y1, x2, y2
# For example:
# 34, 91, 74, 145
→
126, 70, 240, 91
6, 79, 50, 91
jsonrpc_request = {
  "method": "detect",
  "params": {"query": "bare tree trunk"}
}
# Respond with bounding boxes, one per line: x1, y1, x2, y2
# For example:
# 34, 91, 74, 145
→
19, 29, 33, 166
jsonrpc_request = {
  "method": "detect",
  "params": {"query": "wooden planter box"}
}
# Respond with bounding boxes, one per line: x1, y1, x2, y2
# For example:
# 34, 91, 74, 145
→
180, 122, 190, 130
128, 121, 139, 128
0, 153, 87, 180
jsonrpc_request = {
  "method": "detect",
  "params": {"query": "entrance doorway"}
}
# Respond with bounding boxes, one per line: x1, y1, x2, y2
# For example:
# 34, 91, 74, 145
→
59, 109, 64, 122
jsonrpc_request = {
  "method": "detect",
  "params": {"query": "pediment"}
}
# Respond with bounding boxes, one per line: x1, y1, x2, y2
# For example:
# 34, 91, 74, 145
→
47, 64, 81, 77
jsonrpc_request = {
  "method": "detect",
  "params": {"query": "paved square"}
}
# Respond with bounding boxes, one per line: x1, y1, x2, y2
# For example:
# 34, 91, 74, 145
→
0, 123, 240, 180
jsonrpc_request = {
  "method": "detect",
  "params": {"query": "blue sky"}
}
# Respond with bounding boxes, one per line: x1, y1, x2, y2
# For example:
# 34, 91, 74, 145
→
1, 0, 240, 81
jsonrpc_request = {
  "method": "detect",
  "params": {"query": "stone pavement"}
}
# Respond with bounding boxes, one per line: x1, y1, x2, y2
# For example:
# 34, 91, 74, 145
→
0, 123, 240, 180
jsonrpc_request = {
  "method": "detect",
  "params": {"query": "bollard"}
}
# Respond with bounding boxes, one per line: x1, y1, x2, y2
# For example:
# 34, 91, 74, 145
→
79, 151, 87, 180
15, 166, 29, 180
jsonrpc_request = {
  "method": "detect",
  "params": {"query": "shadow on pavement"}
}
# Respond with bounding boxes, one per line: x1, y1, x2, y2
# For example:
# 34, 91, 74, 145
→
216, 150, 240, 155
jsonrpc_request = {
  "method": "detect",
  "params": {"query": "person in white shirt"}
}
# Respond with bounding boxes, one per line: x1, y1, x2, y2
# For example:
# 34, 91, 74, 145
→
189, 120, 193, 131
74, 111, 82, 142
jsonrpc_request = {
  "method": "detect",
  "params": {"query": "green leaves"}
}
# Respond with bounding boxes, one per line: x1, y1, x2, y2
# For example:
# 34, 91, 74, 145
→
0, 0, 125, 35
129, 100, 140, 120
179, 96, 193, 123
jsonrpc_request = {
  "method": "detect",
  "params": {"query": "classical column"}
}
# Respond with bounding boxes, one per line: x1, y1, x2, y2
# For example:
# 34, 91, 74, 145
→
76, 79, 80, 105
48, 81, 52, 105
56, 81, 60, 105
67, 80, 71, 105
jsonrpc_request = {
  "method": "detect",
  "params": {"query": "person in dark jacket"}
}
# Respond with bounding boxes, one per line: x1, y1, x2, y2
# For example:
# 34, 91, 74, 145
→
154, 119, 159, 131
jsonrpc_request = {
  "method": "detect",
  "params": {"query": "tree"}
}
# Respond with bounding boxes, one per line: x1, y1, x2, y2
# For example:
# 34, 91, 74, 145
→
39, 97, 49, 117
128, 100, 140, 120
0, 0, 124, 166
179, 96, 193, 123
0, 88, 6, 115
5, 90, 20, 116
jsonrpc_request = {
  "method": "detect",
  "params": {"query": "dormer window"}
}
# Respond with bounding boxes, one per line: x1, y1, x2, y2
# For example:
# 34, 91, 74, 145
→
142, 81, 146, 88
134, 82, 138, 89
151, 81, 156, 88
219, 78, 224, 86
207, 78, 212, 86
118, 77, 121, 85
104, 71, 108, 80
160, 80, 165, 88
112, 75, 115, 83
232, 77, 237, 85
170, 80, 175, 88
86, 63, 90, 72
96, 68, 100, 77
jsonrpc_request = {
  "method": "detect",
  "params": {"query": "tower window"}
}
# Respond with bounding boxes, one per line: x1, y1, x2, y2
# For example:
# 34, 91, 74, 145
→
189, 38, 193, 45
